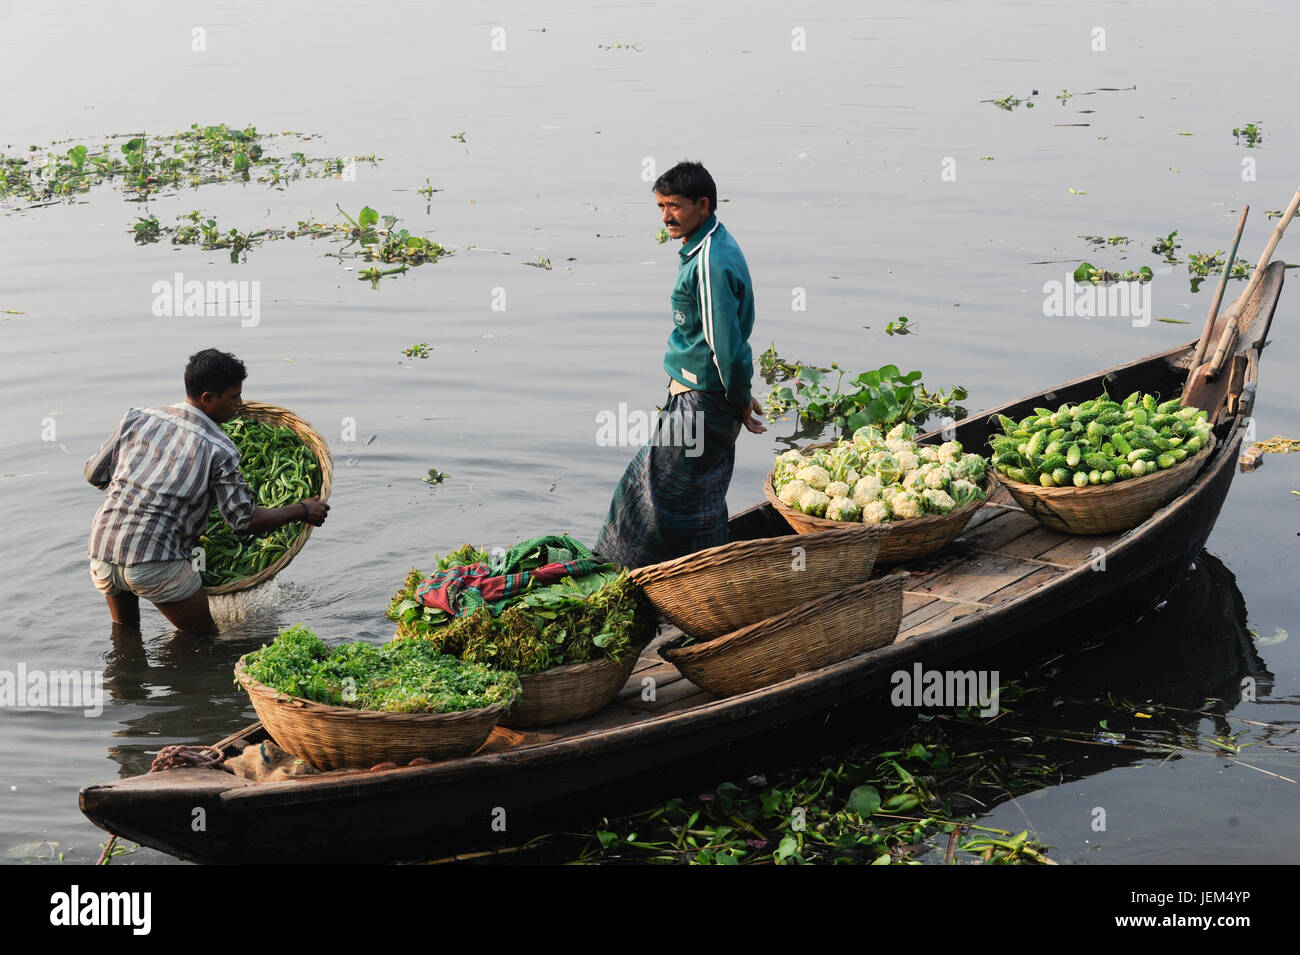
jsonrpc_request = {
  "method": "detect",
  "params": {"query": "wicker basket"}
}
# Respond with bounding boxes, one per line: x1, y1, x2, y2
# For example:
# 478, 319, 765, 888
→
629, 526, 889, 641
206, 400, 334, 596
502, 644, 645, 728
994, 434, 1217, 535
762, 446, 993, 564
234, 657, 502, 770
659, 572, 907, 697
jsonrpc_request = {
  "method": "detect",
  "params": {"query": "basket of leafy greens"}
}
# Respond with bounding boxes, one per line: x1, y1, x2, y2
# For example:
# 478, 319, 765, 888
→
387, 539, 656, 727
235, 624, 519, 770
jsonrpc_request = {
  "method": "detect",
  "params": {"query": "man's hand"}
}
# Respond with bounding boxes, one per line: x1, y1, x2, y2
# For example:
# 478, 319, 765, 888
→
741, 397, 767, 434
302, 497, 330, 527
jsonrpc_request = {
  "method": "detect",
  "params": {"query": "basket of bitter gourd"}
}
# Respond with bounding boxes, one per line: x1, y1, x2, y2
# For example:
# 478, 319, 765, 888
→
201, 401, 334, 595
987, 391, 1215, 535
762, 422, 994, 564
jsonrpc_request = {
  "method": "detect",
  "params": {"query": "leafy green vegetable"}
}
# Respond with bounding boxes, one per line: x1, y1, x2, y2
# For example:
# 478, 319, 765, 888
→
386, 552, 652, 674
243, 624, 519, 713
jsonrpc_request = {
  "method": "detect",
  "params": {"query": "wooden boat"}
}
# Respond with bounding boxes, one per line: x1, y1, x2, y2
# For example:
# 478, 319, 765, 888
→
79, 263, 1285, 864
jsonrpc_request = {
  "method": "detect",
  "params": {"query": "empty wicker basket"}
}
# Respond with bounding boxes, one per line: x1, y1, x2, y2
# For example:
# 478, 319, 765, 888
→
659, 572, 907, 697
628, 525, 889, 641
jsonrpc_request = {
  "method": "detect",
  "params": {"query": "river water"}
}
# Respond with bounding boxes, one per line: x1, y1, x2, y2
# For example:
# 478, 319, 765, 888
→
2, 0, 1297, 864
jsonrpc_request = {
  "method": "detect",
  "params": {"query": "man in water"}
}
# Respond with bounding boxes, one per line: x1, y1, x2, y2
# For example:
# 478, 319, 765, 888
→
596, 161, 765, 569
84, 349, 329, 633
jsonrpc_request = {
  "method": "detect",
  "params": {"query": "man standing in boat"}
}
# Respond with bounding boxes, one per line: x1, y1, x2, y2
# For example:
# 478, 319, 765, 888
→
84, 349, 330, 633
596, 161, 766, 569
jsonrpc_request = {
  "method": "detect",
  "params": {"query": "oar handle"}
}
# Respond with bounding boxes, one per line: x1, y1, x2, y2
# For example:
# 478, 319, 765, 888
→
1208, 185, 1300, 378
1190, 206, 1248, 369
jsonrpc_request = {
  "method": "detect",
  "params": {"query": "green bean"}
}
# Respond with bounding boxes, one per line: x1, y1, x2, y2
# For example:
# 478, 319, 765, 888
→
199, 417, 321, 586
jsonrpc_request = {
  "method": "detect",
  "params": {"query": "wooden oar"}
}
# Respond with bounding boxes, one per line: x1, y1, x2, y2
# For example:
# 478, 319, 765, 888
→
1186, 205, 1248, 372
1183, 186, 1300, 416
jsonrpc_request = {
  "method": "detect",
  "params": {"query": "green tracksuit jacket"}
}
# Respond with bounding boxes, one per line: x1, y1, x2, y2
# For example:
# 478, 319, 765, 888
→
662, 214, 755, 411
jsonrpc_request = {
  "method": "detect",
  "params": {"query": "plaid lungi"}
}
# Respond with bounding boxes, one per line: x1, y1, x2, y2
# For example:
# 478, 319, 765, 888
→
595, 388, 743, 569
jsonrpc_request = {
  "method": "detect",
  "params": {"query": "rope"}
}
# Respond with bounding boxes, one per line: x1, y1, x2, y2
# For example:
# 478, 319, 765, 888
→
149, 744, 226, 772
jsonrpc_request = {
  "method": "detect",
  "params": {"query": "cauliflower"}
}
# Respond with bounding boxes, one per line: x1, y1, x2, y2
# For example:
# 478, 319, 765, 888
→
936, 440, 963, 465
924, 465, 954, 490
872, 454, 904, 486
825, 481, 851, 500
798, 489, 831, 518
887, 422, 918, 443
795, 465, 831, 490
842, 468, 861, 486
825, 497, 863, 522
862, 499, 892, 524
778, 449, 804, 465
884, 437, 915, 454
777, 479, 810, 507
852, 475, 883, 499
773, 461, 799, 490
853, 425, 885, 448
922, 488, 957, 515
900, 468, 927, 491
889, 490, 924, 520
954, 453, 988, 482
950, 478, 985, 507
918, 444, 941, 464
894, 449, 920, 473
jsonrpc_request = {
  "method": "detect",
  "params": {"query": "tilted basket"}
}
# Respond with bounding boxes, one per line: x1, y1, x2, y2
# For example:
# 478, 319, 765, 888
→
659, 572, 907, 697
206, 400, 334, 595
628, 525, 889, 641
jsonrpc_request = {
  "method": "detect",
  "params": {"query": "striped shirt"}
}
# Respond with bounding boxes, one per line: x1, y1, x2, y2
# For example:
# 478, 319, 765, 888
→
85, 402, 255, 565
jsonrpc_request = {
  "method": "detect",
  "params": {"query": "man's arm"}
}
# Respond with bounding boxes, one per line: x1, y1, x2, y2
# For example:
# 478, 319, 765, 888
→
84, 414, 128, 489
701, 256, 765, 432
209, 452, 257, 534
700, 261, 752, 410
211, 451, 330, 534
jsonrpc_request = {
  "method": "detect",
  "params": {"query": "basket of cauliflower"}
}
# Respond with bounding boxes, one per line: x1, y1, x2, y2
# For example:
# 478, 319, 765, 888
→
762, 422, 993, 564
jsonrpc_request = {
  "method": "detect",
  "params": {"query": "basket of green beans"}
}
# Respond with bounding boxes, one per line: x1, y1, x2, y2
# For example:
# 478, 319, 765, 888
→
201, 401, 334, 594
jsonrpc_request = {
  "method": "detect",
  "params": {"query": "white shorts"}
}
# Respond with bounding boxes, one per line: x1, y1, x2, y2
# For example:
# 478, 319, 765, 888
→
90, 557, 203, 605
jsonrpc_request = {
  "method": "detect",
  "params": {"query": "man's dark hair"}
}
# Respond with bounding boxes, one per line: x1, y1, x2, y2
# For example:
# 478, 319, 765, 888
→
185, 349, 246, 398
653, 160, 717, 217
